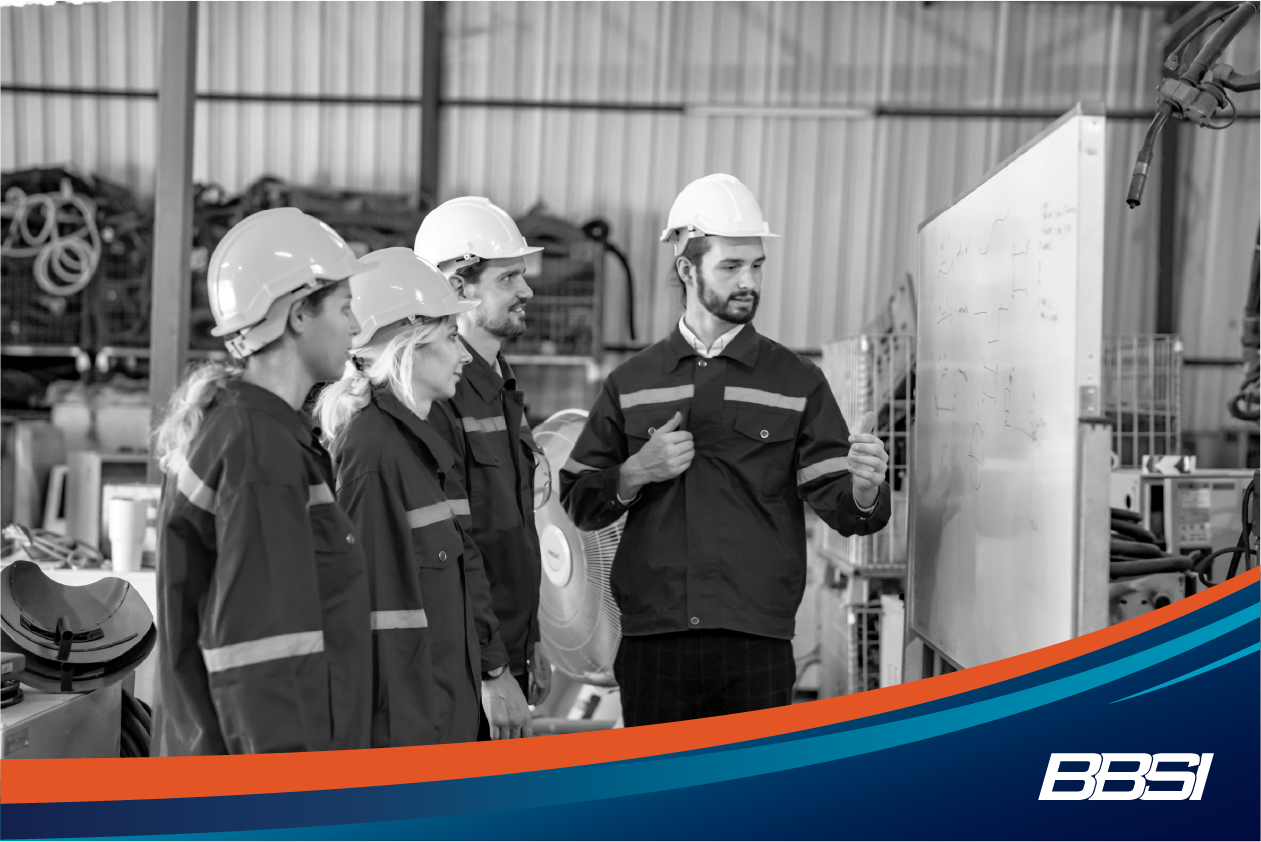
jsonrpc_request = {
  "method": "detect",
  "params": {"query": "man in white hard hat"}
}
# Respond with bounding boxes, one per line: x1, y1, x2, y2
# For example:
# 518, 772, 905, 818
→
415, 197, 546, 740
560, 174, 891, 726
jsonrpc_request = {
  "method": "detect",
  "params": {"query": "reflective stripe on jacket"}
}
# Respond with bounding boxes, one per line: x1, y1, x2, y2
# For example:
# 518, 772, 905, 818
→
559, 324, 891, 640
331, 390, 504, 747
429, 340, 542, 677
154, 380, 372, 756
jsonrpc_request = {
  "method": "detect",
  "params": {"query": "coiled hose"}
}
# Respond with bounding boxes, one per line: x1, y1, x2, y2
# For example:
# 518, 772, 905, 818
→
120, 688, 153, 758
1, 179, 102, 298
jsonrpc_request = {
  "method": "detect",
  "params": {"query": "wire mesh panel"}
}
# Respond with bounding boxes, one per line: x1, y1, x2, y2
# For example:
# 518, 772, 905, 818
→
818, 334, 915, 573
0, 256, 90, 347
1102, 335, 1182, 467
514, 240, 603, 357
847, 600, 883, 695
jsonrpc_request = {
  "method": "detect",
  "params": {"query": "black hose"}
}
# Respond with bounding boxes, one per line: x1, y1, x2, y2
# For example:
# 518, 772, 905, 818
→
120, 726, 141, 759
581, 219, 637, 342
1126, 106, 1171, 208
120, 688, 152, 758
1192, 476, 1258, 587
604, 241, 637, 341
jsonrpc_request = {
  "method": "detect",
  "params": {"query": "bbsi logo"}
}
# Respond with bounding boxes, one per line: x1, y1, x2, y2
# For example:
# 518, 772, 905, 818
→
1039, 753, 1213, 801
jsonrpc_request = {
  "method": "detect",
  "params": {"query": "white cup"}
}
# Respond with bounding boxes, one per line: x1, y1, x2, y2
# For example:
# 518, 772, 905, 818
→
109, 497, 149, 572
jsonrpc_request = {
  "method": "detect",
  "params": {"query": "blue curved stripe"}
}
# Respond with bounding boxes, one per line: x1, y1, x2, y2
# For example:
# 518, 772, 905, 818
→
6, 585, 1254, 842
540, 605, 1257, 798
1110, 641, 1260, 703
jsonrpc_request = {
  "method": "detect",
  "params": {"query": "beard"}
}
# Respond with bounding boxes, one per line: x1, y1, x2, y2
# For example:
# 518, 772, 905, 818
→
473, 301, 527, 339
697, 272, 759, 324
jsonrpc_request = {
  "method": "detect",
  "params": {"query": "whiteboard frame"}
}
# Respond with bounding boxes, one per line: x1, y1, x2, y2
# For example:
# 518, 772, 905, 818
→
907, 102, 1111, 669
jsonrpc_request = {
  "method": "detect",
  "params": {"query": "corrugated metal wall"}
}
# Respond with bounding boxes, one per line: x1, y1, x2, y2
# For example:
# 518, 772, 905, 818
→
2, 1, 1257, 433
1, 1, 425, 193
441, 1, 1187, 349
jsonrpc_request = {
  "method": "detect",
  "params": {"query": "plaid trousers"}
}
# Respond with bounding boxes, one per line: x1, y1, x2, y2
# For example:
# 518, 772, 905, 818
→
614, 629, 795, 727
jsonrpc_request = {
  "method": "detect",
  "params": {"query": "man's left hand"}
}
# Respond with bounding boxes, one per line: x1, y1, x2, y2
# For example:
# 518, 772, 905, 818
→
528, 641, 552, 706
848, 411, 889, 509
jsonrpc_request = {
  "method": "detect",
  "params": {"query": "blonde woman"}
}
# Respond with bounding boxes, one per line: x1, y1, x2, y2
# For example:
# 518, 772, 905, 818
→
317, 248, 527, 746
152, 209, 372, 755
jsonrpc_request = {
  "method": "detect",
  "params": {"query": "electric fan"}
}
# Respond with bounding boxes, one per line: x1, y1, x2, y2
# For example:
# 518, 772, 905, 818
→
531, 409, 625, 687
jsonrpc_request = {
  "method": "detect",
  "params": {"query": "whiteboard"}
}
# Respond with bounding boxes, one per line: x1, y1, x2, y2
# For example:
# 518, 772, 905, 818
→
910, 104, 1106, 669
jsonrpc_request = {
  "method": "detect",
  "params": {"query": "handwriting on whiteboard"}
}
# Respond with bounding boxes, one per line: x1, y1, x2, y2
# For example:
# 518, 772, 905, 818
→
928, 204, 1076, 493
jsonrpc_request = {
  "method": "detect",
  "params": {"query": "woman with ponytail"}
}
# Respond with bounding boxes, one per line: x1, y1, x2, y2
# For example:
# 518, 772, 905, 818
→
152, 209, 373, 756
318, 247, 525, 746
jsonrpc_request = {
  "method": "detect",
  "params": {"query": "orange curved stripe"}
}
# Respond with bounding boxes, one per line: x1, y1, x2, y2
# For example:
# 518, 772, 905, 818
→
2, 567, 1254, 805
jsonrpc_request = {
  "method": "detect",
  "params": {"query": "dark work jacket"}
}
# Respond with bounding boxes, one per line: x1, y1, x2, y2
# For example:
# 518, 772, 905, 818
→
330, 390, 503, 746
430, 339, 543, 677
559, 323, 892, 640
154, 379, 372, 756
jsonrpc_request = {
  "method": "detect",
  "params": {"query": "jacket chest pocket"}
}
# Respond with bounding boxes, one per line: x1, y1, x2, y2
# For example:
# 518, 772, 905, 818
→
466, 433, 522, 531
729, 409, 799, 496
309, 502, 367, 601
624, 408, 684, 458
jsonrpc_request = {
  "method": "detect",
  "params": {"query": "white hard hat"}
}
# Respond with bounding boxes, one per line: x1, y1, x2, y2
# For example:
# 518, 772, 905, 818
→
413, 196, 542, 270
207, 208, 364, 358
660, 173, 779, 256
351, 247, 480, 350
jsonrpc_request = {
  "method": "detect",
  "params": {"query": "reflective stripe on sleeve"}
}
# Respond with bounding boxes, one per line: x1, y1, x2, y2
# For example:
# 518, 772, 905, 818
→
201, 631, 324, 673
724, 387, 807, 412
307, 482, 335, 507
563, 459, 598, 474
797, 456, 851, 485
371, 609, 428, 631
171, 454, 217, 514
619, 385, 694, 410
462, 416, 508, 434
407, 500, 461, 529
448, 498, 470, 517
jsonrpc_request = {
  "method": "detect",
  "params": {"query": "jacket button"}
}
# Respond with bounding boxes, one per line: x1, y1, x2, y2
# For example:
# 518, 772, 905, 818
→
760, 429, 769, 439
346, 534, 355, 545
647, 427, 656, 436
690, 616, 700, 626
698, 359, 708, 367
438, 551, 447, 561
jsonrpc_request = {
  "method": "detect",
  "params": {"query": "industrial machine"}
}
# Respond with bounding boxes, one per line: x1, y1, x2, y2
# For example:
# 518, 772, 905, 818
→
1126, 1, 1259, 208
0, 561, 156, 757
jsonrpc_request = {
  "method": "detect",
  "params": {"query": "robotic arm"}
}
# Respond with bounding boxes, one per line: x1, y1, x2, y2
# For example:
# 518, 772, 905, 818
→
1126, 2, 1258, 208
1231, 228, 1259, 422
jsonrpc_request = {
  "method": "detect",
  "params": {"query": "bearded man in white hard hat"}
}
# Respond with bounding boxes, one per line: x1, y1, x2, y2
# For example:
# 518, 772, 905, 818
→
415, 197, 545, 740
560, 174, 891, 725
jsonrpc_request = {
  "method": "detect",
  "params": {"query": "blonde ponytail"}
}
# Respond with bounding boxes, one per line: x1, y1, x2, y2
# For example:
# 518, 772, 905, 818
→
315, 317, 449, 442
315, 361, 374, 442
152, 362, 243, 474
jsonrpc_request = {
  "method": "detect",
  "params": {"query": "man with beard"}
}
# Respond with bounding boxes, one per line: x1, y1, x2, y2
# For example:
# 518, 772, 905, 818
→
560, 174, 892, 726
415, 197, 543, 740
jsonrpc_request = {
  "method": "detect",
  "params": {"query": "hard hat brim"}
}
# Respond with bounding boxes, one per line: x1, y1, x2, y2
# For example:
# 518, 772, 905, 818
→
660, 228, 781, 243
350, 297, 482, 350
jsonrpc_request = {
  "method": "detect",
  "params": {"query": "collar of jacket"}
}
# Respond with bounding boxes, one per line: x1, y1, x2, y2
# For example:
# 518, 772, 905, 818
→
218, 379, 321, 447
371, 388, 456, 474
662, 319, 761, 372
459, 335, 516, 402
